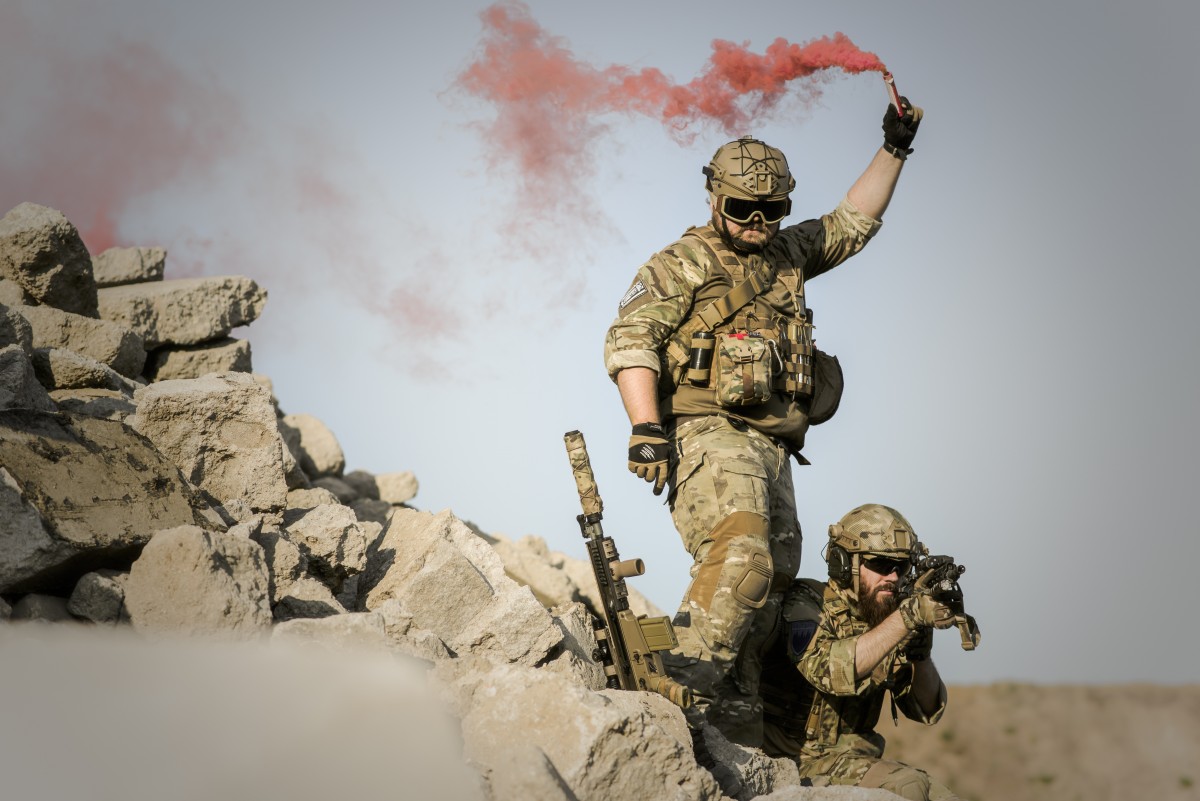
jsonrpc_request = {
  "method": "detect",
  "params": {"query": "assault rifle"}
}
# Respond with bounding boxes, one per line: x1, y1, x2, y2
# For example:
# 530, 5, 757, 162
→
563, 430, 692, 708
907, 553, 981, 651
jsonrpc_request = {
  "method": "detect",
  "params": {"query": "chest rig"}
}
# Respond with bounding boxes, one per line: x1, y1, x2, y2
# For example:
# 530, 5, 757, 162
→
663, 226, 814, 403
800, 585, 906, 749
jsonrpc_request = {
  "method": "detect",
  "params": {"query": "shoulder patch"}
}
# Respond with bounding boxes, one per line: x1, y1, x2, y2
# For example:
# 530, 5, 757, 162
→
618, 279, 648, 310
787, 620, 818, 661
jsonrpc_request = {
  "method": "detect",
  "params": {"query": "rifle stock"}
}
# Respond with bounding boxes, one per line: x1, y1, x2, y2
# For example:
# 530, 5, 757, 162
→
564, 430, 693, 709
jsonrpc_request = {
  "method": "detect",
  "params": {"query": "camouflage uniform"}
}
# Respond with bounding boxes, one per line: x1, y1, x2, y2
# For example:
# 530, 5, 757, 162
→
758, 578, 959, 800
603, 197, 881, 742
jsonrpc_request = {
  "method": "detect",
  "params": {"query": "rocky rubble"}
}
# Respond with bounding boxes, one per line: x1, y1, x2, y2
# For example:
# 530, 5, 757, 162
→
0, 202, 901, 801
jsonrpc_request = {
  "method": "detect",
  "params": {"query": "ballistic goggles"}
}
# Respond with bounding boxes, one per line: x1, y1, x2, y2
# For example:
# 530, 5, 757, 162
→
717, 195, 792, 225
860, 556, 911, 576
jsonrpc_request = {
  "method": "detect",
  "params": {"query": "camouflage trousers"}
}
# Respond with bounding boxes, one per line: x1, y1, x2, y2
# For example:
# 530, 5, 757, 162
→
787, 735, 959, 801
661, 415, 802, 744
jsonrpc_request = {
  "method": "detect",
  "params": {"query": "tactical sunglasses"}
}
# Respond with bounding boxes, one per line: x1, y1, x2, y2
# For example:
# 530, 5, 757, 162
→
718, 195, 792, 225
861, 556, 911, 576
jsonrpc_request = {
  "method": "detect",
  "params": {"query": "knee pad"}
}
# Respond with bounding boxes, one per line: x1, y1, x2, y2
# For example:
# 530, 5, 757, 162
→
691, 511, 772, 611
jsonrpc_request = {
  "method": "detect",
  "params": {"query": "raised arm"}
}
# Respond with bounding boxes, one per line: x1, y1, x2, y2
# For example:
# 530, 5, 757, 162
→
846, 97, 923, 220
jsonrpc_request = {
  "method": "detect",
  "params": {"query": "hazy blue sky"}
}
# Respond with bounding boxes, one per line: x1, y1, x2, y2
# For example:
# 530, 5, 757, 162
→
3, 0, 1197, 684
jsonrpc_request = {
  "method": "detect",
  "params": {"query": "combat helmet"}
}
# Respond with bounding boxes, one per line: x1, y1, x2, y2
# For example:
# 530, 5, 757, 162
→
825, 504, 921, 595
703, 136, 795, 224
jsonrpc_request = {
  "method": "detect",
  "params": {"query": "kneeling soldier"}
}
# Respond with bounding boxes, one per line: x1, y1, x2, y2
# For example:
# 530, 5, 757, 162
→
759, 503, 961, 800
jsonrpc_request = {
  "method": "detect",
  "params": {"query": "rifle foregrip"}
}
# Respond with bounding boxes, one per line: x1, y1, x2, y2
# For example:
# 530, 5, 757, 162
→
645, 675, 694, 709
564, 430, 604, 519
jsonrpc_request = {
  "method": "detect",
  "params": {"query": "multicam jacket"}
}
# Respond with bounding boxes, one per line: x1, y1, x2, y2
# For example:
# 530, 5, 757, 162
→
603, 197, 880, 449
760, 578, 947, 760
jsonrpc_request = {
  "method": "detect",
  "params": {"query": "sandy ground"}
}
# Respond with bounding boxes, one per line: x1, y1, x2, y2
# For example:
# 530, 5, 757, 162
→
883, 683, 1200, 801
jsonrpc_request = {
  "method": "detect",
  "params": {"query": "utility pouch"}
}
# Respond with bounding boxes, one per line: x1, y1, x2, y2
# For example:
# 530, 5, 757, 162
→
714, 332, 772, 407
807, 348, 844, 425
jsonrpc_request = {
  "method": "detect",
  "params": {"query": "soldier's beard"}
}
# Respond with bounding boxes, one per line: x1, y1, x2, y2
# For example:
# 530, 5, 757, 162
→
860, 582, 899, 629
713, 212, 775, 254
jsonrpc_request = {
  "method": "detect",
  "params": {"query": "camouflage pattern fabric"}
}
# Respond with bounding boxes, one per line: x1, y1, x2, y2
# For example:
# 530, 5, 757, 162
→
794, 741, 960, 801
661, 415, 800, 743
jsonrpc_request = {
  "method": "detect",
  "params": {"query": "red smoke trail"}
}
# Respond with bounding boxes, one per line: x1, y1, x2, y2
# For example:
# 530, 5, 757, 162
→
457, 1, 887, 205
0, 9, 239, 253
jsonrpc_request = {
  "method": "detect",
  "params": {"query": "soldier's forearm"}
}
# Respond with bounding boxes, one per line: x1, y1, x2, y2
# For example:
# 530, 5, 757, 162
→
846, 147, 904, 221
910, 659, 946, 717
616, 366, 660, 426
854, 611, 908, 679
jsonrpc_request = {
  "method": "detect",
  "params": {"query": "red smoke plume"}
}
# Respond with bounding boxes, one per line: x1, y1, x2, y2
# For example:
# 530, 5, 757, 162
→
457, 1, 886, 202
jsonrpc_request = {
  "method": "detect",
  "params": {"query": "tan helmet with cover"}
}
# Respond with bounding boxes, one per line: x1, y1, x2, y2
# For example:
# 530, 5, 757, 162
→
826, 503, 922, 595
703, 136, 796, 201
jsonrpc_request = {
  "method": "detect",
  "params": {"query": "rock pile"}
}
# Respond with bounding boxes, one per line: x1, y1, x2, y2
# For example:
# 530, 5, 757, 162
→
0, 202, 899, 801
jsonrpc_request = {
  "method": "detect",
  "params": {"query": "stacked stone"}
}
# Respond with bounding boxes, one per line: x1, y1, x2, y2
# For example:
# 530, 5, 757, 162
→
0, 202, 836, 801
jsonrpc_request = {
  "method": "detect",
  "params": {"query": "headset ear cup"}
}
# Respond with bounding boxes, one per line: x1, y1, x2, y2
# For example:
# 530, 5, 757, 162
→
828, 544, 852, 587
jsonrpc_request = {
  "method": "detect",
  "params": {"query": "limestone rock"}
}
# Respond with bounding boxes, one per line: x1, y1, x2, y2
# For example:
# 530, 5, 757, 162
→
145, 337, 251, 381
277, 418, 309, 489
0, 278, 29, 306
67, 569, 128, 625
281, 503, 374, 589
91, 246, 166, 287
312, 475, 356, 504
544, 601, 608, 692
272, 576, 348, 622
342, 469, 379, 500
440, 660, 720, 801
491, 533, 584, 609
0, 412, 220, 594
700, 723, 803, 801
374, 598, 451, 662
0, 203, 98, 317
350, 497, 392, 527
376, 470, 418, 505
248, 526, 306, 604
124, 525, 272, 638
10, 593, 74, 622
17, 304, 145, 377
31, 347, 139, 393
0, 597, 9, 619
0, 302, 33, 353
0, 345, 56, 412
97, 275, 266, 348
286, 486, 341, 510
361, 509, 561, 667
271, 611, 391, 651
280, 413, 345, 479
129, 372, 288, 514
48, 388, 136, 421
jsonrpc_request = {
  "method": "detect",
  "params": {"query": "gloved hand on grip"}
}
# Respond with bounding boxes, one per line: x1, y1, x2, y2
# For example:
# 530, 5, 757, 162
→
899, 587, 955, 631
628, 422, 671, 496
902, 626, 934, 662
882, 96, 923, 159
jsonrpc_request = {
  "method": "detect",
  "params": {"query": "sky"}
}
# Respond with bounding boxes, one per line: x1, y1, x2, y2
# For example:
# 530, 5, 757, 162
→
2, 0, 1197, 685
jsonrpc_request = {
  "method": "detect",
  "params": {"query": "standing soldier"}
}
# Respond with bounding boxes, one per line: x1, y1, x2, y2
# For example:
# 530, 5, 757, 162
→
603, 98, 924, 742
758, 504, 962, 799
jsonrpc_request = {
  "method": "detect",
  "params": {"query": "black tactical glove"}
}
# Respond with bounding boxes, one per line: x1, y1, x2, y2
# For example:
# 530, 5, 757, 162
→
903, 626, 934, 662
881, 96, 923, 160
628, 422, 671, 496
